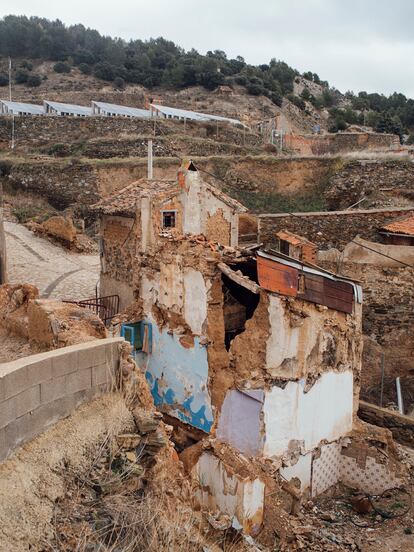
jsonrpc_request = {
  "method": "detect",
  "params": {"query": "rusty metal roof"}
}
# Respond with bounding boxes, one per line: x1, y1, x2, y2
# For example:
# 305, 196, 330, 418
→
381, 215, 414, 236
93, 179, 177, 216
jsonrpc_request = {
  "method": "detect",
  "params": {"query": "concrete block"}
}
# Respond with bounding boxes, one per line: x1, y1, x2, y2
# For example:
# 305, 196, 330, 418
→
52, 350, 78, 377
3, 365, 28, 400
0, 428, 7, 462
40, 375, 66, 404
78, 342, 106, 369
105, 342, 120, 369
66, 367, 92, 396
2, 356, 52, 400
92, 363, 114, 388
0, 385, 41, 429
25, 357, 53, 388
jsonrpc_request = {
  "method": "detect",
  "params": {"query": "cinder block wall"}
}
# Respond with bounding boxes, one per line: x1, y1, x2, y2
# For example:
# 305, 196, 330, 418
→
0, 337, 123, 462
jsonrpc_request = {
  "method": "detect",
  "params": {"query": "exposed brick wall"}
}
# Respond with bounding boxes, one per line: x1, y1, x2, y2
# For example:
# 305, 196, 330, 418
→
0, 337, 123, 462
101, 216, 136, 285
259, 207, 414, 250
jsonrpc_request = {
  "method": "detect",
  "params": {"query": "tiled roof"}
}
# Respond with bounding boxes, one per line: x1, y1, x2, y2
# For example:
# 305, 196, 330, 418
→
276, 230, 315, 247
93, 179, 177, 216
381, 215, 414, 236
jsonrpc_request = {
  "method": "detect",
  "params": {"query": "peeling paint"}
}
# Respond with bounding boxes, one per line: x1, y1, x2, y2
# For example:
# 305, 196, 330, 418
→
263, 370, 353, 456
193, 452, 265, 536
136, 317, 214, 432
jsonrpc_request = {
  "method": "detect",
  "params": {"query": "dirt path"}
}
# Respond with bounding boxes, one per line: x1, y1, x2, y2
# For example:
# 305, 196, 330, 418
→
5, 222, 100, 301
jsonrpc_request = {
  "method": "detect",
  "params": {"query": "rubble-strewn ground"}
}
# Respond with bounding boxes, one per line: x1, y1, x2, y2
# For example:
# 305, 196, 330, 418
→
0, 327, 33, 362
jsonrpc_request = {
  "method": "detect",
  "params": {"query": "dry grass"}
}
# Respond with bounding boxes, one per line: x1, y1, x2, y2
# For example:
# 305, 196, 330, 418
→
44, 425, 248, 552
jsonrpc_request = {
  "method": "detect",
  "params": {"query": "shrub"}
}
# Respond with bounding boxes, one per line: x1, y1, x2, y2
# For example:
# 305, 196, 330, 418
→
113, 76, 125, 89
47, 143, 70, 157
287, 94, 306, 110
15, 69, 29, 84
246, 82, 264, 96
270, 91, 283, 106
406, 134, 414, 145
53, 61, 71, 73
0, 73, 8, 86
26, 74, 41, 87
20, 60, 33, 71
234, 75, 247, 86
94, 61, 116, 81
78, 63, 92, 75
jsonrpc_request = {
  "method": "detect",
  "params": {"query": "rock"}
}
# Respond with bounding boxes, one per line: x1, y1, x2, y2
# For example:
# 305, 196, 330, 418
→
41, 215, 77, 244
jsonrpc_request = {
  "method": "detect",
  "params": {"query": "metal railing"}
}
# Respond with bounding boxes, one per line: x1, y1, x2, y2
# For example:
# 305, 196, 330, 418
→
63, 294, 120, 325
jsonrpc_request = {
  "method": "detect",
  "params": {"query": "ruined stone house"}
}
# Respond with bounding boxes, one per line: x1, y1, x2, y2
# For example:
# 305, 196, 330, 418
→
94, 163, 406, 534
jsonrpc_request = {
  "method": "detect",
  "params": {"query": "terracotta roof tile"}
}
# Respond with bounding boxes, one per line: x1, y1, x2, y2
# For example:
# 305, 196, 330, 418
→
276, 230, 315, 247
92, 179, 177, 216
381, 215, 414, 236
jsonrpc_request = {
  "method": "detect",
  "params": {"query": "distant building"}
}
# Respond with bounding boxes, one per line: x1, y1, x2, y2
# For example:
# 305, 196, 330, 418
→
275, 230, 317, 264
44, 101, 91, 117
91, 101, 151, 118
379, 214, 414, 246
0, 100, 43, 116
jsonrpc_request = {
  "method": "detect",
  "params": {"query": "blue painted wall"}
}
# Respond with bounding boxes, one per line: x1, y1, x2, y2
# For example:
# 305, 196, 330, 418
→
135, 318, 214, 432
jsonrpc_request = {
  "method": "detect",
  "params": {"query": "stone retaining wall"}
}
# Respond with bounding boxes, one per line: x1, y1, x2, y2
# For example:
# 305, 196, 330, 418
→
358, 400, 414, 448
258, 207, 414, 250
0, 337, 123, 461
284, 132, 400, 156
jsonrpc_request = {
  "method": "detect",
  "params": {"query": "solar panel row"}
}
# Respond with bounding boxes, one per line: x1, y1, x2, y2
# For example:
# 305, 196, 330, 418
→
0, 100, 245, 127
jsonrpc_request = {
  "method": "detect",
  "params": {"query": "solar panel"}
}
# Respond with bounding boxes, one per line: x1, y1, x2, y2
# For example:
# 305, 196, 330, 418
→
150, 104, 244, 126
0, 100, 43, 115
44, 101, 92, 116
92, 101, 151, 118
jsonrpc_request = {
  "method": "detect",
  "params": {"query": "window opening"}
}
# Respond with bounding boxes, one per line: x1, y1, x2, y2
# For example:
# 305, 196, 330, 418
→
162, 210, 176, 229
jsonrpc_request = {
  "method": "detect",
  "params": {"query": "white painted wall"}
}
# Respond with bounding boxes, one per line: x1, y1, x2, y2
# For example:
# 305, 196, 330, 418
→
280, 453, 312, 493
183, 268, 208, 335
181, 171, 238, 245
182, 172, 203, 235
193, 452, 265, 535
263, 370, 354, 457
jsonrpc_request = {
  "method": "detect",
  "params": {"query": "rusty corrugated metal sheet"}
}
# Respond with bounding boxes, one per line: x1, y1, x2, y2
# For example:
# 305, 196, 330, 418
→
301, 274, 354, 314
257, 255, 298, 297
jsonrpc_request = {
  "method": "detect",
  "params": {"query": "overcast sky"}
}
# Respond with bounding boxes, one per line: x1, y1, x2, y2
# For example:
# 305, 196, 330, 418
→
1, 0, 414, 97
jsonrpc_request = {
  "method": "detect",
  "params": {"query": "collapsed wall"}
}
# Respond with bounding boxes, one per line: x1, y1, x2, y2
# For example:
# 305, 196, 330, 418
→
96, 166, 409, 537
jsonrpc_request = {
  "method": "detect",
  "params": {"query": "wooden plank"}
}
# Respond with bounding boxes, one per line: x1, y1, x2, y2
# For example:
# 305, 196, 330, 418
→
218, 263, 260, 294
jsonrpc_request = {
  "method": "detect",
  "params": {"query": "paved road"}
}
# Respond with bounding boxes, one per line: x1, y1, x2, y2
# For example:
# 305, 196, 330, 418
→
5, 222, 100, 301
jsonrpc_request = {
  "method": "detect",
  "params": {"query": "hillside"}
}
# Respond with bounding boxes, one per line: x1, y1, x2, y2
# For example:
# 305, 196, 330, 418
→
0, 14, 413, 138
